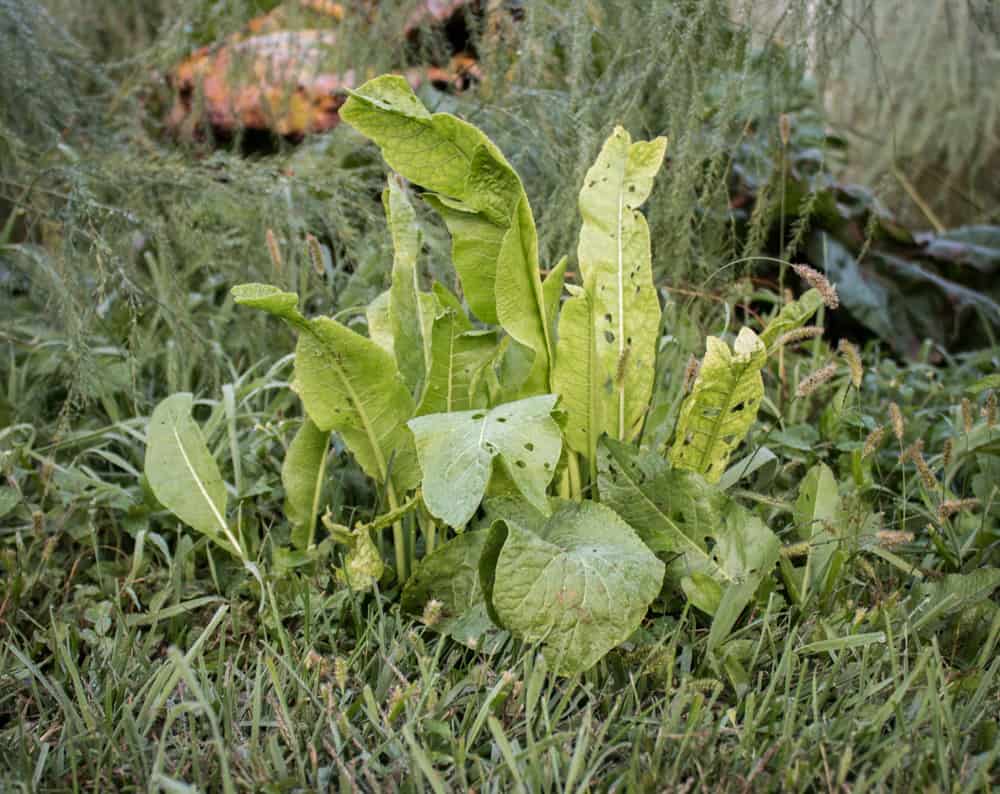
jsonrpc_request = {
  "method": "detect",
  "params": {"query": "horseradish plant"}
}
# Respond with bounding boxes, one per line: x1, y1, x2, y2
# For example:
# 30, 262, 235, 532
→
145, 75, 831, 674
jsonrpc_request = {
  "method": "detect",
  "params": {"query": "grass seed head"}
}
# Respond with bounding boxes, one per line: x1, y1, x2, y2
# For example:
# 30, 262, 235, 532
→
796, 362, 838, 398
837, 339, 863, 388
792, 263, 839, 309
889, 402, 905, 442
775, 325, 824, 348
961, 397, 974, 433
862, 425, 886, 458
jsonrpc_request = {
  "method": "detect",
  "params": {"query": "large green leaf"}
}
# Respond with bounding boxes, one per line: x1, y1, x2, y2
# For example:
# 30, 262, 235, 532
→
145, 393, 242, 559
233, 284, 419, 495
598, 438, 778, 617
341, 75, 552, 392
576, 126, 666, 441
793, 463, 840, 594
401, 530, 494, 646
384, 177, 433, 397
669, 328, 767, 483
481, 500, 664, 674
282, 418, 330, 551
408, 395, 562, 528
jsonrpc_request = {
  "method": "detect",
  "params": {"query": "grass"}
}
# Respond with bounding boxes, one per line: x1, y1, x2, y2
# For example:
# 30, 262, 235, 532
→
2, 0, 999, 790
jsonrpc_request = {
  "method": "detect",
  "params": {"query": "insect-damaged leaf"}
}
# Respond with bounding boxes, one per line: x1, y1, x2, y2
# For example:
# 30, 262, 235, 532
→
341, 75, 552, 393
553, 284, 602, 466
401, 530, 494, 646
575, 126, 666, 442
233, 283, 419, 495
669, 327, 767, 484
282, 417, 331, 551
480, 500, 664, 675
145, 393, 243, 559
408, 395, 561, 528
598, 438, 779, 620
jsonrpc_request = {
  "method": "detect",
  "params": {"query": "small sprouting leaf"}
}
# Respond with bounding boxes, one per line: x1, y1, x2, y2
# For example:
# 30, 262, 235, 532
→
576, 126, 666, 442
234, 284, 419, 495
481, 500, 664, 674
145, 393, 243, 559
401, 531, 494, 645
669, 328, 767, 483
759, 288, 825, 351
408, 395, 562, 528
793, 463, 841, 593
282, 418, 331, 550
338, 526, 383, 591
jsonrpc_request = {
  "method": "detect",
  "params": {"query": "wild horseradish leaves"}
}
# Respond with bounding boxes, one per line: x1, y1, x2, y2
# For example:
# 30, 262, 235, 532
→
669, 327, 767, 483
401, 530, 494, 646
408, 395, 561, 528
553, 284, 602, 470
416, 307, 497, 416
480, 500, 664, 674
341, 75, 552, 394
281, 418, 330, 550
233, 284, 419, 495
576, 126, 667, 442
384, 177, 434, 397
145, 393, 243, 559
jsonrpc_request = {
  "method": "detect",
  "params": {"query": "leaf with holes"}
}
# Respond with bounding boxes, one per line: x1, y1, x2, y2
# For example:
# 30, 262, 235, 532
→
669, 327, 767, 483
479, 500, 664, 674
145, 393, 243, 559
576, 126, 666, 442
408, 395, 562, 528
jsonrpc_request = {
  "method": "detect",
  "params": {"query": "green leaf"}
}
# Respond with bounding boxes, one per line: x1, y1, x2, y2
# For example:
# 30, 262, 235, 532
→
481, 500, 664, 674
401, 530, 494, 646
553, 284, 602, 468
968, 374, 1000, 395
759, 288, 825, 351
233, 284, 419, 495
793, 463, 840, 593
282, 418, 331, 551
577, 126, 666, 441
384, 177, 433, 396
416, 301, 497, 416
145, 393, 242, 559
408, 395, 562, 528
598, 438, 778, 617
341, 75, 552, 392
669, 328, 767, 483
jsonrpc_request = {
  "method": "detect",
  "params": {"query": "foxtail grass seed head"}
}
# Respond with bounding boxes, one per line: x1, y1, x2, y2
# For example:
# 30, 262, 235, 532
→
876, 530, 913, 548
682, 354, 700, 394
266, 228, 283, 272
306, 233, 325, 276
796, 362, 838, 398
776, 326, 824, 348
862, 425, 886, 459
889, 402, 905, 442
910, 442, 937, 491
837, 339, 863, 388
985, 391, 997, 426
791, 264, 839, 310
937, 498, 979, 523
961, 397, 974, 432
421, 598, 444, 627
941, 437, 953, 468
333, 657, 349, 691
779, 113, 791, 147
